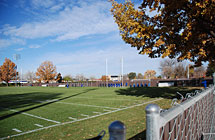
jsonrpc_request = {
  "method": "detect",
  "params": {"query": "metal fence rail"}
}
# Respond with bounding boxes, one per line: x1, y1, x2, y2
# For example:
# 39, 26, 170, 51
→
146, 86, 215, 140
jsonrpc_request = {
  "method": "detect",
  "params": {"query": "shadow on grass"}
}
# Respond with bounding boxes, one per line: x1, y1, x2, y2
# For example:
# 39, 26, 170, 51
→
129, 130, 146, 140
115, 87, 201, 99
0, 88, 98, 120
116, 87, 201, 140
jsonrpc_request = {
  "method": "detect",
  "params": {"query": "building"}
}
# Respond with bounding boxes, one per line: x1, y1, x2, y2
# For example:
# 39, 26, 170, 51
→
108, 75, 121, 81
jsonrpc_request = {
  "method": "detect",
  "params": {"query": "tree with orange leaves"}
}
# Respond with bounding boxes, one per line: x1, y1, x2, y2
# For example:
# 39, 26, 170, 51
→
144, 70, 156, 79
101, 75, 110, 81
36, 61, 57, 83
110, 0, 215, 66
0, 58, 17, 86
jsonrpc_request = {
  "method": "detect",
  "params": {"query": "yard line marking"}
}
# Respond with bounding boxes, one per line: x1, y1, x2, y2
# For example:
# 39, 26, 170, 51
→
34, 124, 43, 128
12, 128, 22, 133
0, 98, 163, 140
81, 114, 89, 117
103, 109, 111, 112
71, 97, 143, 102
57, 102, 119, 110
93, 112, 101, 114
46, 99, 59, 102
68, 117, 77, 120
120, 106, 128, 108
7, 109, 61, 124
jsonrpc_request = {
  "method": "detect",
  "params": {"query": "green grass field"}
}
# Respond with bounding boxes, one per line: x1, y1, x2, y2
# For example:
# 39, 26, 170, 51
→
0, 86, 200, 140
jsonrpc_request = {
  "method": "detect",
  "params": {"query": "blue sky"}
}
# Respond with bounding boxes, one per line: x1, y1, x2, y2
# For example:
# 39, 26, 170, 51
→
0, 0, 163, 78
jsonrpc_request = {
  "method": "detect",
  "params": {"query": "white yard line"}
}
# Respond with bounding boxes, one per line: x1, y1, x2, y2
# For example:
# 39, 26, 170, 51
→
34, 124, 44, 128
56, 102, 119, 110
8, 109, 61, 124
103, 109, 111, 112
81, 114, 89, 117
68, 117, 77, 120
93, 112, 101, 114
71, 97, 143, 102
0, 98, 163, 140
119, 106, 128, 108
12, 128, 22, 133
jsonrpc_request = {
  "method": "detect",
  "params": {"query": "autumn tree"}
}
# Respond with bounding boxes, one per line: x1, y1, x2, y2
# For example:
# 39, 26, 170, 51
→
137, 73, 144, 79
36, 61, 57, 83
56, 73, 62, 83
101, 75, 110, 81
128, 72, 136, 80
111, 0, 215, 66
0, 58, 17, 86
144, 70, 156, 79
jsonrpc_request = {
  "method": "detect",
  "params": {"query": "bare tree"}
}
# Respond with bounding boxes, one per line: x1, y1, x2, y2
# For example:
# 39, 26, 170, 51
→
75, 74, 86, 81
174, 63, 186, 78
160, 59, 176, 79
89, 76, 96, 81
194, 66, 206, 78
24, 71, 36, 83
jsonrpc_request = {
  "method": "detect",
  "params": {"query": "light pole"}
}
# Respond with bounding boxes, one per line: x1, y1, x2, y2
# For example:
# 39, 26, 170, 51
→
106, 58, 108, 88
187, 64, 190, 79
121, 57, 123, 87
13, 54, 20, 87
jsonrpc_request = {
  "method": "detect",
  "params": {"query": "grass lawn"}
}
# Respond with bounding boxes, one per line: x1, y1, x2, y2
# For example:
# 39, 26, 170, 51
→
0, 86, 200, 140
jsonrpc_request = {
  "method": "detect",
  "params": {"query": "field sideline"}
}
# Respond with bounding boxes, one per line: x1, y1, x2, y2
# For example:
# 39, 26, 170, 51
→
0, 86, 199, 140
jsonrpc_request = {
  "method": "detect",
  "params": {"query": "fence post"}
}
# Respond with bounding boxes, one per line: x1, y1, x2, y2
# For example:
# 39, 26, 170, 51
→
145, 104, 160, 140
109, 120, 126, 140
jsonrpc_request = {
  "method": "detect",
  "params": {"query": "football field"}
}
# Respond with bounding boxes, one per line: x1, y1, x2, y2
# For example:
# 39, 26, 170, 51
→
0, 86, 194, 140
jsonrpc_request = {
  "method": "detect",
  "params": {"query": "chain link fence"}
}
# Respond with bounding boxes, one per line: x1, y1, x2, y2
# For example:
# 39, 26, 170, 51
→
146, 85, 215, 140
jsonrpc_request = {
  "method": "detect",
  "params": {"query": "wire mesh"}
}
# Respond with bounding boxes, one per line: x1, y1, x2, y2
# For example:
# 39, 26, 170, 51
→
159, 88, 215, 140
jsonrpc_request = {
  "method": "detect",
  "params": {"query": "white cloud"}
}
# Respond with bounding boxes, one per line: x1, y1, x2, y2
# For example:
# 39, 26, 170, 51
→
3, 1, 117, 41
31, 0, 55, 9
15, 48, 24, 51
0, 39, 11, 48
39, 45, 162, 77
49, 3, 64, 12
29, 44, 41, 49
0, 38, 25, 48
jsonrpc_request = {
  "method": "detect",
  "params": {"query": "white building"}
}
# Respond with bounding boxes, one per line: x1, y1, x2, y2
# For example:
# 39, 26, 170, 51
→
108, 75, 121, 81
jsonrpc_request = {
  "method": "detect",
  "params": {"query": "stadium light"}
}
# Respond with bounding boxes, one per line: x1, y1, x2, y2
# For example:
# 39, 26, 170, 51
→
106, 58, 108, 88
121, 57, 123, 87
13, 54, 21, 87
